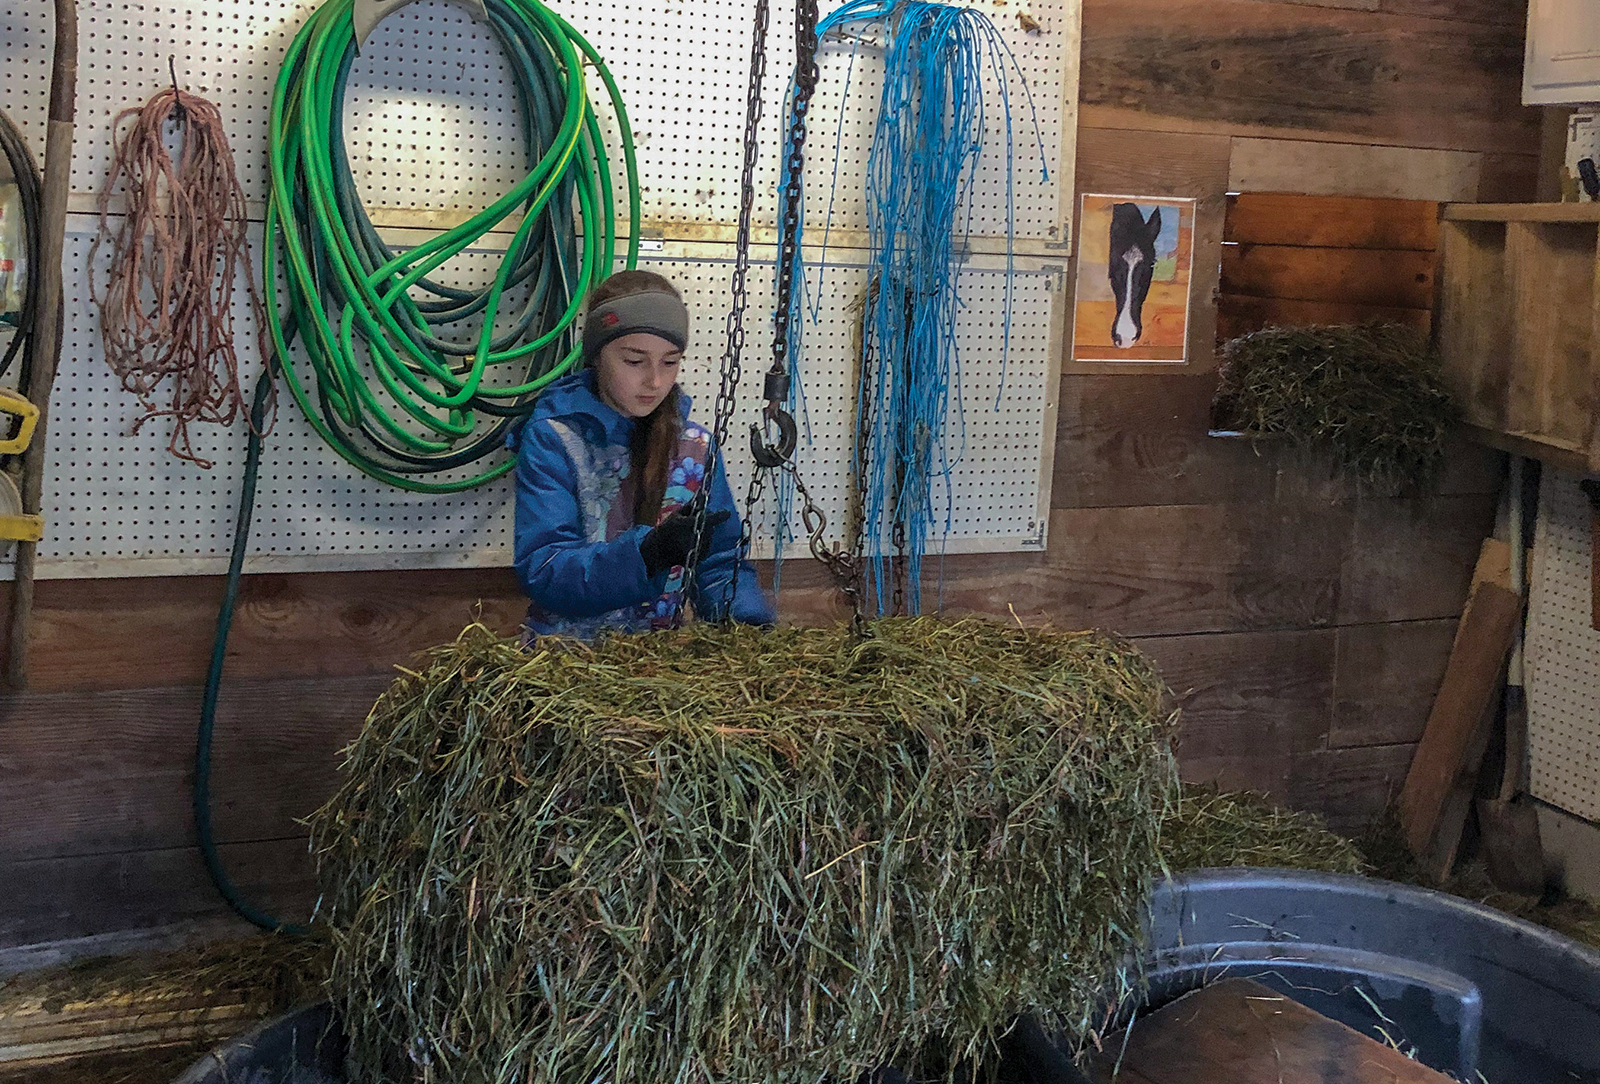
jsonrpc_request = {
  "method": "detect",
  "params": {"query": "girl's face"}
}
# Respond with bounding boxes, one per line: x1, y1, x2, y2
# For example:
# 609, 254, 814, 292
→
595, 332, 683, 418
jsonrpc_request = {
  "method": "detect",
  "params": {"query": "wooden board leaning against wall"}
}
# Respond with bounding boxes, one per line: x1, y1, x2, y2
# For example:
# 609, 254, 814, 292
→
0, 0, 1533, 946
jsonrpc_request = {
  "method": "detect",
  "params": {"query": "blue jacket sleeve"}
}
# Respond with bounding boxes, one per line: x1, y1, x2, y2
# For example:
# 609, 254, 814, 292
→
691, 450, 777, 626
512, 421, 666, 618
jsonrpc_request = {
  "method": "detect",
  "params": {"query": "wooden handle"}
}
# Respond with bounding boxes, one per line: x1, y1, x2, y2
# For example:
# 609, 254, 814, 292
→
7, 0, 77, 688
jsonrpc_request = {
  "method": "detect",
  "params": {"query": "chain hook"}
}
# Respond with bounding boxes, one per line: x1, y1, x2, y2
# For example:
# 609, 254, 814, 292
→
750, 402, 797, 468
749, 367, 797, 468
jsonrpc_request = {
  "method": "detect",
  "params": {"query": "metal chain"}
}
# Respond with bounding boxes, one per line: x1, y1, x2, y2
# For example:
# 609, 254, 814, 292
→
676, 0, 770, 624
679, 0, 868, 633
768, 0, 820, 399
765, 0, 871, 633
711, 0, 770, 452
786, 463, 866, 635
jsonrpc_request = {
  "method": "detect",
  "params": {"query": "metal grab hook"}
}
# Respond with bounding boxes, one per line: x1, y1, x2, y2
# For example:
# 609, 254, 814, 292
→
749, 402, 797, 468
749, 367, 797, 468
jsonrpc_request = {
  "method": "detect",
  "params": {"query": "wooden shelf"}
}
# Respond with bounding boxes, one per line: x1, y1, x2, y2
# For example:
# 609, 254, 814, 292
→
1443, 202, 1600, 223
1437, 203, 1600, 477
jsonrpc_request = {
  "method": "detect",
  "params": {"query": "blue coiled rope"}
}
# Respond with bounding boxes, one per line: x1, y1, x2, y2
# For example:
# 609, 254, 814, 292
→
776, 0, 1043, 612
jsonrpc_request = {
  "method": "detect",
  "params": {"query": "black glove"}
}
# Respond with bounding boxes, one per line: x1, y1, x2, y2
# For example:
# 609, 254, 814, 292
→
640, 504, 730, 578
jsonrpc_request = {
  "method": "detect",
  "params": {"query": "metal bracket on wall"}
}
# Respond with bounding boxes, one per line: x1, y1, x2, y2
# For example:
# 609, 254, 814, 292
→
353, 0, 490, 49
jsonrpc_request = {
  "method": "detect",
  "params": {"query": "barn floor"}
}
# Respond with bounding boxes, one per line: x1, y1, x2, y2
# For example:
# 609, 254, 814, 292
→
0, 935, 329, 1084
0, 1039, 215, 1084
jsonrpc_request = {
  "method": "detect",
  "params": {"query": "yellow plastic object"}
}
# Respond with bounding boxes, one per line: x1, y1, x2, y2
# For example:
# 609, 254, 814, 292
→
0, 388, 39, 455
0, 388, 43, 541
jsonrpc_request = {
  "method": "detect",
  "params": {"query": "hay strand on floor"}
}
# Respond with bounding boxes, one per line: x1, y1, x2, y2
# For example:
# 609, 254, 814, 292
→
309, 618, 1180, 1084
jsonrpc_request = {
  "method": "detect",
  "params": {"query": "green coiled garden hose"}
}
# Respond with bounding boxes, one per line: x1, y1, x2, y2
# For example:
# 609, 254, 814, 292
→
265, 0, 640, 492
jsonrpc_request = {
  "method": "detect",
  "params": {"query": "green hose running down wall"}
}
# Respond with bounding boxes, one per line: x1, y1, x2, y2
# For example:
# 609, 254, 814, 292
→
265, 0, 640, 492
197, 0, 640, 933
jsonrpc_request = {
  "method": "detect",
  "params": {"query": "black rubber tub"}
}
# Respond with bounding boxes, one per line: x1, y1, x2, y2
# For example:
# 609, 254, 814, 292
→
173, 869, 1600, 1083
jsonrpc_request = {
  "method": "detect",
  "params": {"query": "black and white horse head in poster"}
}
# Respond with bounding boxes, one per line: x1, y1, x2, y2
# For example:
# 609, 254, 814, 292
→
1108, 202, 1162, 348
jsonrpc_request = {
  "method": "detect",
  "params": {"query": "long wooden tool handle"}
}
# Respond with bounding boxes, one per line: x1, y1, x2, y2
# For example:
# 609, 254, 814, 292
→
6, 0, 77, 688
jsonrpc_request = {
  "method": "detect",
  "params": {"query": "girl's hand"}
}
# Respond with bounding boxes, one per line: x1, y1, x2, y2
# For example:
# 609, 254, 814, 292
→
640, 502, 731, 577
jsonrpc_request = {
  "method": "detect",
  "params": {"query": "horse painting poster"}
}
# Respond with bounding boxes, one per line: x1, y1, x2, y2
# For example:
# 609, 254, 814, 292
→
1072, 194, 1195, 364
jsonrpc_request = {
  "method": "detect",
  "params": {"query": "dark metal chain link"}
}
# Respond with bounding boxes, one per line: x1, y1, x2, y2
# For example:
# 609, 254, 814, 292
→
768, 0, 819, 398
680, 0, 867, 632
711, 0, 770, 452
677, 0, 770, 623
765, 0, 870, 633
786, 463, 866, 635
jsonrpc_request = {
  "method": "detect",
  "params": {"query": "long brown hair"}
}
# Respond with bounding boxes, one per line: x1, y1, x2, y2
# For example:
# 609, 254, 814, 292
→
587, 271, 684, 526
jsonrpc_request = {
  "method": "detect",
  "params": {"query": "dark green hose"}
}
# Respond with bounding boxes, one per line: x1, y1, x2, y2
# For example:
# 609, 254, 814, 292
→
197, 0, 639, 931
196, 349, 307, 934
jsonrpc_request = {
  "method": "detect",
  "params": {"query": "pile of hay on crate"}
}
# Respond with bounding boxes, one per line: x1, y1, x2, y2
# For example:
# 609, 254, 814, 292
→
309, 618, 1181, 1084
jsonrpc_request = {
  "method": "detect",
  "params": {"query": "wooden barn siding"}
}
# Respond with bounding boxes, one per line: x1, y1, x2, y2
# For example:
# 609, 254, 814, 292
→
0, 0, 1535, 945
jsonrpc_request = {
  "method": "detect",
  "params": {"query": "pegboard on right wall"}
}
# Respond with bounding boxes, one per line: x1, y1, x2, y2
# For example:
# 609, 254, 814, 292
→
1526, 468, 1600, 820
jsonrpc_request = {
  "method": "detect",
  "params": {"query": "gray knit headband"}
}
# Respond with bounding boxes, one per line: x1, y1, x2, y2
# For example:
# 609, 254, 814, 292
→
582, 291, 689, 361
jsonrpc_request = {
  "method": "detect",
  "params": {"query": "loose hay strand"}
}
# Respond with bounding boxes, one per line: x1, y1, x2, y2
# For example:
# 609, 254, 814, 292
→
310, 618, 1180, 1084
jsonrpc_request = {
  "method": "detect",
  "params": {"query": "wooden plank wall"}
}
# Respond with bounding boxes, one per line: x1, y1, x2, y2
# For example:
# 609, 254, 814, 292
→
0, 0, 1537, 946
1216, 193, 1441, 342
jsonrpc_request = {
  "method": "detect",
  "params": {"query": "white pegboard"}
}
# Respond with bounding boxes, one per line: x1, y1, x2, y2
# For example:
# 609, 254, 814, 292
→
0, 0, 1072, 579
6, 221, 1058, 577
0, 0, 1074, 241
1526, 468, 1600, 820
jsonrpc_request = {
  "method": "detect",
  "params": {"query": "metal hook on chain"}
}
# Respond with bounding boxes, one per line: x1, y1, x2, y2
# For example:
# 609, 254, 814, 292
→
749, 368, 797, 468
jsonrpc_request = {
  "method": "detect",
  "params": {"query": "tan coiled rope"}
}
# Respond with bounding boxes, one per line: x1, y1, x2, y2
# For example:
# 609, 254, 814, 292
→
91, 80, 272, 468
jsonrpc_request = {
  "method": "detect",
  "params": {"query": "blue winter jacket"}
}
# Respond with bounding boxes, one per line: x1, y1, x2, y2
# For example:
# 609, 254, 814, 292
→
509, 370, 775, 638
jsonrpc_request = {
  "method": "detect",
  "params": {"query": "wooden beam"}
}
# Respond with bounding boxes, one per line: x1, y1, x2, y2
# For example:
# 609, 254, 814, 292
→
1331, 620, 1458, 747
1338, 493, 1499, 624
1477, 153, 1541, 203
1216, 295, 1431, 341
1137, 628, 1335, 804
1220, 244, 1436, 309
3, 567, 526, 693
1224, 193, 1439, 250
0, 675, 389, 863
1445, 202, 1600, 222
1379, 0, 1527, 28
1399, 541, 1519, 879
1229, 138, 1481, 202
1051, 375, 1283, 509
1538, 107, 1573, 203
1042, 502, 1351, 636
1291, 742, 1418, 833
0, 839, 317, 947
1080, 0, 1538, 154
0, 990, 257, 1072
1090, 977, 1455, 1083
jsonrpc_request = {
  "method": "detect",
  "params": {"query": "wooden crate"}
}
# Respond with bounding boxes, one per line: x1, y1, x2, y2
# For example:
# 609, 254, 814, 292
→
1437, 203, 1600, 477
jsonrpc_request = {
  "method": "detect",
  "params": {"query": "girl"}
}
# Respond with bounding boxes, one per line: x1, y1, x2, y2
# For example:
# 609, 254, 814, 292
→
510, 270, 775, 640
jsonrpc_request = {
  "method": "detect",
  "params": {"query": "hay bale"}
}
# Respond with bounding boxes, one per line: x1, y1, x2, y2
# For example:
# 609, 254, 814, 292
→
309, 618, 1178, 1084
1212, 323, 1456, 492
